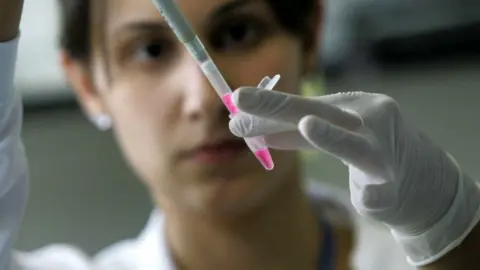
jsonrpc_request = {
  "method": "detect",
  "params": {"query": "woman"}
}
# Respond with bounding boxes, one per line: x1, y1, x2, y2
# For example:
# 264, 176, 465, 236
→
1, 0, 480, 269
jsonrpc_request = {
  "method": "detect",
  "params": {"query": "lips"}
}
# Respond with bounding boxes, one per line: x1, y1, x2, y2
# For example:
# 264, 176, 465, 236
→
192, 139, 248, 164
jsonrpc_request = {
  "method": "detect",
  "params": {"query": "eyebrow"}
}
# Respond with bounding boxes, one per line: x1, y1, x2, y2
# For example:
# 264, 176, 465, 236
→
210, 0, 250, 18
116, 21, 171, 35
114, 0, 251, 36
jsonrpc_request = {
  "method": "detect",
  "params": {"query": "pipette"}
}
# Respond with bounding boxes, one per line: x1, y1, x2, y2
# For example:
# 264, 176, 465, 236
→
151, 0, 278, 170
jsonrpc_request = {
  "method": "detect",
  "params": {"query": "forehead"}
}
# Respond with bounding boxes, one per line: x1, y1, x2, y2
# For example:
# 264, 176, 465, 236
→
105, 0, 250, 31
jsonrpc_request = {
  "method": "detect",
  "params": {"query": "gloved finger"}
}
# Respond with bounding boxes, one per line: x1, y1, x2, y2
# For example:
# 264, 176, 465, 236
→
315, 91, 366, 105
350, 182, 398, 219
349, 166, 398, 219
264, 131, 313, 150
232, 87, 362, 130
229, 112, 295, 137
298, 115, 372, 167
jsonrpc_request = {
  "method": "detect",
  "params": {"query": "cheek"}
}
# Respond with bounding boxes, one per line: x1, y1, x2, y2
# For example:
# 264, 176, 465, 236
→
110, 82, 176, 138
103, 77, 182, 180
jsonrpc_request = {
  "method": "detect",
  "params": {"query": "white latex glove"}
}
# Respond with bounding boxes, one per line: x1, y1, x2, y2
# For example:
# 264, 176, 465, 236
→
228, 89, 480, 266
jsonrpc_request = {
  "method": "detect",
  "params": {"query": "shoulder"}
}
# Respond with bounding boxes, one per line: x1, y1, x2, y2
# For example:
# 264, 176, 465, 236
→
93, 239, 140, 270
15, 224, 157, 270
13, 244, 92, 270
12, 210, 160, 270
93, 209, 167, 270
13, 212, 164, 270
306, 180, 414, 270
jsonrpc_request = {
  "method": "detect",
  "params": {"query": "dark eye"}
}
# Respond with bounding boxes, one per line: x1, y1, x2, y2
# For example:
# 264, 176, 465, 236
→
134, 40, 172, 62
210, 18, 267, 51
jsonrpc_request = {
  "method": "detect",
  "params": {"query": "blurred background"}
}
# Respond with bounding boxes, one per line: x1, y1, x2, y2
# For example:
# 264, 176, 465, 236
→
14, 0, 480, 255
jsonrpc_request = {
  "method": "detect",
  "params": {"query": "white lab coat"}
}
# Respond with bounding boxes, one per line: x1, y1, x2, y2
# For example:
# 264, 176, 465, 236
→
1, 38, 415, 270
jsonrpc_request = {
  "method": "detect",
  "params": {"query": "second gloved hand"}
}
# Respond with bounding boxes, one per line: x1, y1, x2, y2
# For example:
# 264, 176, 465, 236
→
228, 88, 480, 265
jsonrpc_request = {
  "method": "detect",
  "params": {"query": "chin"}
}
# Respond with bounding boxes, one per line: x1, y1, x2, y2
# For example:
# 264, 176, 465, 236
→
175, 152, 298, 218
185, 171, 288, 219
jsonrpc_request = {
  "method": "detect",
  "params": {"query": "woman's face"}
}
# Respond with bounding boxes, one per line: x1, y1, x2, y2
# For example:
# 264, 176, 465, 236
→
64, 0, 319, 216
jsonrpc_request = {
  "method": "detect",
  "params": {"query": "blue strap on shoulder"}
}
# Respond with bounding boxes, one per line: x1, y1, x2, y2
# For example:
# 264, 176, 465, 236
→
317, 220, 335, 270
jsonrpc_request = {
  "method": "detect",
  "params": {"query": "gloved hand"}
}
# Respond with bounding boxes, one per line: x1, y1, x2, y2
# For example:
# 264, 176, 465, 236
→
228, 89, 480, 266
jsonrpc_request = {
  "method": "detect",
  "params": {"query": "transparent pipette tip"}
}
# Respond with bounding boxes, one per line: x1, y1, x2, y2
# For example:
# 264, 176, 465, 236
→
264, 75, 280, 90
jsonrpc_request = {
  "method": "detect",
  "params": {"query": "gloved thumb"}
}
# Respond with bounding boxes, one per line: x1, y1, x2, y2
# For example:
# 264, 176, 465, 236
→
298, 115, 371, 166
229, 112, 295, 138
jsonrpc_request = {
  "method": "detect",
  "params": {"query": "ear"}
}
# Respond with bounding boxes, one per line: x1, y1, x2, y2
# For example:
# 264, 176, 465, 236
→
59, 50, 107, 119
302, 2, 323, 76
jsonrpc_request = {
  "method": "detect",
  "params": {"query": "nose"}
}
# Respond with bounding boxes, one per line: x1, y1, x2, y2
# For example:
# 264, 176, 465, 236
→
181, 57, 229, 122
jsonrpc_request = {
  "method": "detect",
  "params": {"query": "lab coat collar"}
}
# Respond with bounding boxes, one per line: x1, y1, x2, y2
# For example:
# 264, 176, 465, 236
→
134, 209, 176, 270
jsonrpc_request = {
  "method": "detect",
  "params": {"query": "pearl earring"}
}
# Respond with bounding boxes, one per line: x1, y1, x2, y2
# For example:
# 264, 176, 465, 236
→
90, 114, 112, 131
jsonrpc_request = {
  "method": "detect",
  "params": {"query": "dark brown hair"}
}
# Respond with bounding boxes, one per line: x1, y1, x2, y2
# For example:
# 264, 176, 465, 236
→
57, 0, 319, 61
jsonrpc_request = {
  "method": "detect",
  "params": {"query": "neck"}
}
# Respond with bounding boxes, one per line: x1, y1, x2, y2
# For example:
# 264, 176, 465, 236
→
165, 179, 320, 270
